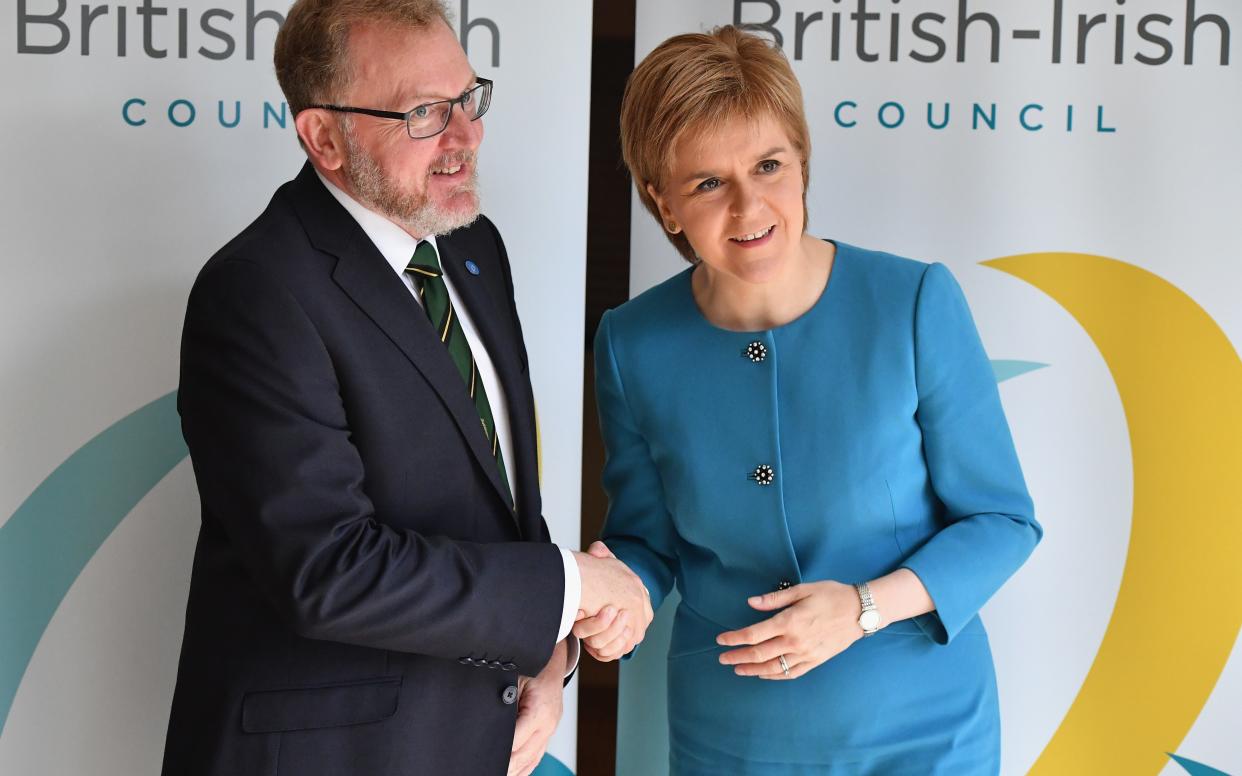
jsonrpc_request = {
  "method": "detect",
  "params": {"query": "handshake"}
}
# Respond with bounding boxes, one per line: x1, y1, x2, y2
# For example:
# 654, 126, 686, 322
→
571, 542, 654, 661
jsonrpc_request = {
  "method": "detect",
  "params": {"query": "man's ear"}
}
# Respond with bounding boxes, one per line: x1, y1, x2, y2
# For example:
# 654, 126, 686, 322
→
295, 109, 346, 172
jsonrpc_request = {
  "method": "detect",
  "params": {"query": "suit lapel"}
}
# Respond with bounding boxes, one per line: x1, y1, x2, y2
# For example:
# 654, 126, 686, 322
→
287, 165, 516, 516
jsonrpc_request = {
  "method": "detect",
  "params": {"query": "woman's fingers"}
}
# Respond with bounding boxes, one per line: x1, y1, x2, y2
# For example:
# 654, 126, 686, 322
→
584, 610, 630, 651
747, 585, 805, 611
716, 609, 787, 647
717, 585, 807, 646
722, 639, 820, 679
572, 605, 617, 639
732, 654, 789, 678
719, 635, 794, 672
757, 656, 815, 680
591, 623, 635, 661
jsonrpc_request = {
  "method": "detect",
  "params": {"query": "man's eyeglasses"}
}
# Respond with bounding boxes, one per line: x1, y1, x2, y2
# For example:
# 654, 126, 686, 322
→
309, 77, 492, 140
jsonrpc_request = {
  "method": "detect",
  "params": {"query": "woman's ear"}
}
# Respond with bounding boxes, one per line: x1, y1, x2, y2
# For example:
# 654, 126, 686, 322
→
645, 182, 679, 234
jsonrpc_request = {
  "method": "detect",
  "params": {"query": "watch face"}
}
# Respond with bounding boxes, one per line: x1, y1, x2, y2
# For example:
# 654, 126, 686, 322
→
859, 610, 881, 631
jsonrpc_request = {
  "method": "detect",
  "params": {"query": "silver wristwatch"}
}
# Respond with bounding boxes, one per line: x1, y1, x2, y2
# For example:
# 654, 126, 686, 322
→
855, 581, 881, 637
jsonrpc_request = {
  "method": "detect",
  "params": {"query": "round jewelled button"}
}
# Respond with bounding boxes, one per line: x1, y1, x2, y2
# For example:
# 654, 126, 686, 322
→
748, 464, 776, 486
743, 341, 767, 363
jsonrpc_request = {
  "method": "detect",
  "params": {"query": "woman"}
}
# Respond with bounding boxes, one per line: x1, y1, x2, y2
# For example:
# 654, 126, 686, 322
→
583, 26, 1042, 775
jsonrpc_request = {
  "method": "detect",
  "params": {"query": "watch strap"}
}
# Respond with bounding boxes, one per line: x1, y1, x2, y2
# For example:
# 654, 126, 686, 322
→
855, 581, 880, 637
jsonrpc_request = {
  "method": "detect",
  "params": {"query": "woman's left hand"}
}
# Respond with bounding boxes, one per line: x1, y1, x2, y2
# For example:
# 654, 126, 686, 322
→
716, 580, 864, 680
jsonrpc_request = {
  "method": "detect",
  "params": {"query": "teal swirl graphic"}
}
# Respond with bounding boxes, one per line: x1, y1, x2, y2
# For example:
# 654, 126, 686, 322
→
0, 392, 187, 735
990, 360, 1048, 382
1169, 754, 1233, 776
532, 755, 576, 775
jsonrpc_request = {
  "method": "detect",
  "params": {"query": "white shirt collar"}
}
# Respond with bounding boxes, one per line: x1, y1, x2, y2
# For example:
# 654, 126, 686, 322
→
315, 169, 439, 274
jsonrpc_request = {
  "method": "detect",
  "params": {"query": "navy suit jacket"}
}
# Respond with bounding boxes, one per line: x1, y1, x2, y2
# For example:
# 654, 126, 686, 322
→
162, 164, 564, 776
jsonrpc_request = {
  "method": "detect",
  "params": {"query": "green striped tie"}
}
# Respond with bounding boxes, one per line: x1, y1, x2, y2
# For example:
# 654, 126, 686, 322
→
406, 241, 510, 495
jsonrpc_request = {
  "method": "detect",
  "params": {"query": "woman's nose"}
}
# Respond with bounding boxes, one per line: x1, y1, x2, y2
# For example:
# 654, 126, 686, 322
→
729, 182, 762, 220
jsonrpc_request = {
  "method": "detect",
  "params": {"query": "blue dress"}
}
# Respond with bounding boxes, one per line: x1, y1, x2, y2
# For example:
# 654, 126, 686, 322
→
594, 242, 1041, 775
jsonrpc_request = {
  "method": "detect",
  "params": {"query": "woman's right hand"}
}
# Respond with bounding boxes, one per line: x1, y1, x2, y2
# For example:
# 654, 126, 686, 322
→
573, 541, 652, 661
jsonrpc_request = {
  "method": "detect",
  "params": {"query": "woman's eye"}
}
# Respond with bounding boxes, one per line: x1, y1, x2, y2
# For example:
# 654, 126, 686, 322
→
759, 160, 781, 173
697, 178, 721, 192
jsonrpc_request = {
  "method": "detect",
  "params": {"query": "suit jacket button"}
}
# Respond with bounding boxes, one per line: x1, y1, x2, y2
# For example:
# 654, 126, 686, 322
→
501, 662, 518, 672
501, 685, 519, 705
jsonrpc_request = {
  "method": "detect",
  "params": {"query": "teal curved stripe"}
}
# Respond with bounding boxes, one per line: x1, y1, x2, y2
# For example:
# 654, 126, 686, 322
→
532, 753, 576, 776
0, 391, 188, 737
991, 359, 1048, 383
1169, 753, 1234, 776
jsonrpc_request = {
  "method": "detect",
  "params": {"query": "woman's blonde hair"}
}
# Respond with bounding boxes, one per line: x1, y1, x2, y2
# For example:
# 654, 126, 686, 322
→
620, 26, 811, 262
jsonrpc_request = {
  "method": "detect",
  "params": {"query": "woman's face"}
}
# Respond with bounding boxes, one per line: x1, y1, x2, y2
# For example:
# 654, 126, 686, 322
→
649, 113, 805, 285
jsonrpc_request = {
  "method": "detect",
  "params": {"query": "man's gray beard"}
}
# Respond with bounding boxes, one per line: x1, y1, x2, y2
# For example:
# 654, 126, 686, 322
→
340, 118, 480, 238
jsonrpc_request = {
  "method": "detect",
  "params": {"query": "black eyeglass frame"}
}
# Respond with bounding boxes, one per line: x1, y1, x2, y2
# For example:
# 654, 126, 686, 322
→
308, 77, 493, 139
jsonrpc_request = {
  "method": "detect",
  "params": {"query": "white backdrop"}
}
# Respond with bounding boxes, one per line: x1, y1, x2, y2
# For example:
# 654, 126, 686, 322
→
621, 2, 1242, 775
0, 1, 591, 774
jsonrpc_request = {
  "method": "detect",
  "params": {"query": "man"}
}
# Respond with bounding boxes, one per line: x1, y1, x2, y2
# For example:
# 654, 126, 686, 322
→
161, 1, 650, 774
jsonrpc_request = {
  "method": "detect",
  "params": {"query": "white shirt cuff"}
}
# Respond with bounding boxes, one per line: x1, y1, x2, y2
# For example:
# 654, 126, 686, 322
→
557, 546, 581, 642
563, 635, 581, 678
557, 547, 583, 678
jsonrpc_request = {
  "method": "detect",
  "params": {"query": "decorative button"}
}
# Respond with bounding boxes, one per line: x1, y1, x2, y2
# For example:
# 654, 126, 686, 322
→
458, 656, 474, 665
777, 580, 793, 591
486, 660, 501, 669
500, 662, 518, 672
748, 464, 776, 486
743, 341, 768, 363
501, 685, 519, 705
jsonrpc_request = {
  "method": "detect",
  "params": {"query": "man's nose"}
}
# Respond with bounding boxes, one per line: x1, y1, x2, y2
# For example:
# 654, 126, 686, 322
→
440, 101, 483, 148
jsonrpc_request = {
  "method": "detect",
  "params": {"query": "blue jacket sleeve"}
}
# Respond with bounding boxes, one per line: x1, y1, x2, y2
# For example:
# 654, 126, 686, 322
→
594, 310, 679, 614
900, 262, 1043, 644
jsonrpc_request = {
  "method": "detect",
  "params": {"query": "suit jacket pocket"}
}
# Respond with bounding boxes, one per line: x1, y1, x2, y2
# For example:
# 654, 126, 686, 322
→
241, 676, 402, 734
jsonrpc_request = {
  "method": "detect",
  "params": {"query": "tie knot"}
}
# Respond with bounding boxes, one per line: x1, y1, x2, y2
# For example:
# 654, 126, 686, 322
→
406, 241, 442, 279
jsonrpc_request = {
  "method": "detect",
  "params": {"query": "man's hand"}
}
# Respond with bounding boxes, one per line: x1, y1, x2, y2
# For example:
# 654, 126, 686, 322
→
508, 640, 568, 776
572, 541, 653, 661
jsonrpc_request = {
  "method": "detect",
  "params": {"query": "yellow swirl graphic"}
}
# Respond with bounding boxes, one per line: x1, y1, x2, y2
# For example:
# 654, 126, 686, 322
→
985, 253, 1242, 774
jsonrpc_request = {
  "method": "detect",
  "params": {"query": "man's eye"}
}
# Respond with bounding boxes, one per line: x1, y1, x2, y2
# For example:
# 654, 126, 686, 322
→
412, 105, 431, 119
697, 178, 721, 192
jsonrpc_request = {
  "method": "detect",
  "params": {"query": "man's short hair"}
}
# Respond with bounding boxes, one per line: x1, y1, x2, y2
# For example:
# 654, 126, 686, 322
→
275, 0, 452, 117
620, 26, 812, 263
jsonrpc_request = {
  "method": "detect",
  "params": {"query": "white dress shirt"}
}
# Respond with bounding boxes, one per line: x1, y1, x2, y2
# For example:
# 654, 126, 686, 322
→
317, 173, 580, 669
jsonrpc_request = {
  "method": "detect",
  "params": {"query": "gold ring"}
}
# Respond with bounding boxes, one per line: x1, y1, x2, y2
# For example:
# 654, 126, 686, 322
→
778, 654, 790, 676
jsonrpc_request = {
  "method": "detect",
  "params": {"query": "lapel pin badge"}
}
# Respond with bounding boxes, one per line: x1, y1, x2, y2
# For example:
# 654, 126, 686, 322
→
464, 260, 481, 276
